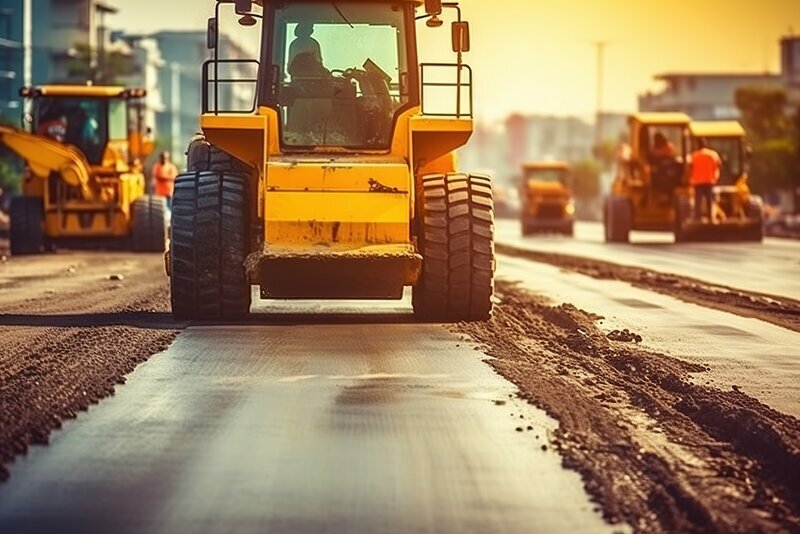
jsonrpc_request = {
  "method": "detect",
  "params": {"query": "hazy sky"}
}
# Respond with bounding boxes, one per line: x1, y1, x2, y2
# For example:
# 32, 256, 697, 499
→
115, 0, 800, 121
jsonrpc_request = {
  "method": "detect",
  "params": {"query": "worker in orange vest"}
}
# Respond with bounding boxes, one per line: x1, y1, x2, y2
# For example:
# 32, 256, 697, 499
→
689, 137, 722, 221
151, 152, 179, 209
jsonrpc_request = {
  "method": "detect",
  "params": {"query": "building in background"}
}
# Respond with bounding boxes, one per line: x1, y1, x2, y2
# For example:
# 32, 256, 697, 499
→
116, 33, 165, 139
141, 31, 255, 167
640, 35, 800, 119
638, 72, 783, 119
782, 34, 800, 104
0, 0, 130, 122
0, 1, 23, 123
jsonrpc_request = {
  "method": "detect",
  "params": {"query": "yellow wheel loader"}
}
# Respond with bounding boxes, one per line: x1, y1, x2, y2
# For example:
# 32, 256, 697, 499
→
675, 120, 763, 242
605, 112, 692, 243
167, 0, 495, 321
0, 85, 166, 255
519, 161, 574, 236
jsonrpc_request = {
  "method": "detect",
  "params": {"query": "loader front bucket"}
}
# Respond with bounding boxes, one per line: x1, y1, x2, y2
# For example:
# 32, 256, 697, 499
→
246, 244, 422, 299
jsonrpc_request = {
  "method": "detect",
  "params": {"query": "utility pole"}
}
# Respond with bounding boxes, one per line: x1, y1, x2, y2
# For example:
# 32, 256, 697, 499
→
593, 40, 608, 148
94, 3, 118, 84
170, 62, 182, 166
22, 0, 31, 87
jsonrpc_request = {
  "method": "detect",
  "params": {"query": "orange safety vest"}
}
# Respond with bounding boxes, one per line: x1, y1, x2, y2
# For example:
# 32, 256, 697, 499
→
690, 148, 721, 186
152, 162, 178, 197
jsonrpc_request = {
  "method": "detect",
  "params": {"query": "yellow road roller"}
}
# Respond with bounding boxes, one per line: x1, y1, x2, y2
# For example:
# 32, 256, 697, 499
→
675, 120, 763, 242
519, 161, 574, 236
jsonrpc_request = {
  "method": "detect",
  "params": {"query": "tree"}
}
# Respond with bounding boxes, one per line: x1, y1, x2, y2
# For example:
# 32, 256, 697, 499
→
734, 86, 790, 141
591, 139, 617, 171
748, 138, 795, 194
735, 86, 797, 194
65, 43, 136, 84
0, 157, 21, 194
570, 159, 601, 199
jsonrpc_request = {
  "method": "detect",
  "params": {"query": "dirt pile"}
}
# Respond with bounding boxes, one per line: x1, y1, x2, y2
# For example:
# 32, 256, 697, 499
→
455, 280, 800, 533
0, 253, 180, 480
496, 243, 800, 334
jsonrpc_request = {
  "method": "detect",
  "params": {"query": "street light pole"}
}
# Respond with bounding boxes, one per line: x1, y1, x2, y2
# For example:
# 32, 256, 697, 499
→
593, 40, 608, 147
170, 62, 182, 166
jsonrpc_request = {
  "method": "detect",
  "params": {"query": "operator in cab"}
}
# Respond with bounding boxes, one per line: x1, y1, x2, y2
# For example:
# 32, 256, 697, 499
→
288, 22, 326, 77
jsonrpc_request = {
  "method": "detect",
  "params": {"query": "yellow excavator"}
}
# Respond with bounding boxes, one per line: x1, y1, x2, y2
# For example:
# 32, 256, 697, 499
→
0, 85, 166, 255
167, 0, 495, 321
675, 120, 763, 242
519, 161, 574, 236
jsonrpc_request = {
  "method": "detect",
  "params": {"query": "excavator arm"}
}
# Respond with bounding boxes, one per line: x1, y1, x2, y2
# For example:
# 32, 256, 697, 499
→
0, 125, 95, 201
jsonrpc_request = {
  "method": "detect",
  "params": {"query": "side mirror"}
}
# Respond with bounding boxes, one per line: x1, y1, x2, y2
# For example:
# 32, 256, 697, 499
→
424, 0, 442, 15
234, 0, 253, 14
206, 18, 218, 49
452, 21, 470, 52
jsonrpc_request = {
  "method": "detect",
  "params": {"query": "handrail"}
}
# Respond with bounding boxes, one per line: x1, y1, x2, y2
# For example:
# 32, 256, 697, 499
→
419, 62, 473, 118
202, 58, 261, 114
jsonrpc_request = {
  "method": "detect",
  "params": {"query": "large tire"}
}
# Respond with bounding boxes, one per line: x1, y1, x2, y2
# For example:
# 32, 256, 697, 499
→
520, 218, 533, 236
186, 134, 251, 174
170, 172, 251, 320
9, 196, 44, 255
744, 195, 764, 243
131, 195, 167, 252
413, 173, 495, 322
673, 196, 692, 243
604, 196, 631, 243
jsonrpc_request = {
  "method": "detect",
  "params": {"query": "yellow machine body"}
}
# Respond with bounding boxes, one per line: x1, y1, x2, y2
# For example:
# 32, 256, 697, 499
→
2, 85, 153, 242
200, 105, 473, 298
680, 120, 763, 240
610, 112, 692, 232
519, 161, 574, 235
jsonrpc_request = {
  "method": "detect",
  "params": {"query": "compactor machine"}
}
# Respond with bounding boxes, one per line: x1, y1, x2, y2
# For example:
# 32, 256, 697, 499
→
0, 85, 166, 254
676, 120, 763, 242
519, 161, 574, 236
605, 113, 762, 243
167, 0, 495, 320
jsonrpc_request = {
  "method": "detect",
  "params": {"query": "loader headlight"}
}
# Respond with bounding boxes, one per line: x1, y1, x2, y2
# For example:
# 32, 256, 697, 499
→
565, 202, 575, 215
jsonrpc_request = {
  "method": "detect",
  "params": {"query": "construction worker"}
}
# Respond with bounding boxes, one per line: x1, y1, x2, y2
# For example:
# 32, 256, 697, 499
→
690, 137, 722, 221
152, 152, 178, 209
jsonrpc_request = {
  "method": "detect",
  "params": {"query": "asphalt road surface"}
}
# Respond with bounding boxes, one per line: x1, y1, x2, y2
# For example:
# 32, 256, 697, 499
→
0, 298, 611, 534
1, 216, 799, 532
496, 219, 800, 300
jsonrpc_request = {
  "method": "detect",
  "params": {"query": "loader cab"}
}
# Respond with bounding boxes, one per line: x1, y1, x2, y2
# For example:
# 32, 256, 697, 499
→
30, 95, 112, 164
688, 121, 746, 186
605, 112, 692, 241
624, 113, 690, 210
23, 86, 149, 168
265, 2, 417, 150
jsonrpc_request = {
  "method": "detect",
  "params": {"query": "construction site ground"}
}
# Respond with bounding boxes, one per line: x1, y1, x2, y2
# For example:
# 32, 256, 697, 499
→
0, 221, 798, 533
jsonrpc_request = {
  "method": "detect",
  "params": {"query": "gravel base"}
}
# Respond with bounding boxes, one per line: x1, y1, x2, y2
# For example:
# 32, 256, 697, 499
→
0, 253, 180, 481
